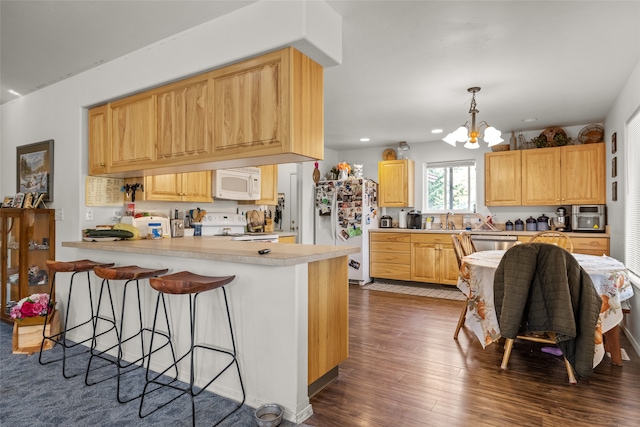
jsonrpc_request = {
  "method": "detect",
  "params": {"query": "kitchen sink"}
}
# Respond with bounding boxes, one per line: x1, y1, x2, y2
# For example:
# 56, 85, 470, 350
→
469, 233, 518, 251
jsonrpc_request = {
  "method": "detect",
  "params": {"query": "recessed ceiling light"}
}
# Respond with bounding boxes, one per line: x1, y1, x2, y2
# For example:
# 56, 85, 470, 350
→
522, 118, 537, 123
8, 89, 22, 96
360, 137, 370, 142
431, 129, 443, 134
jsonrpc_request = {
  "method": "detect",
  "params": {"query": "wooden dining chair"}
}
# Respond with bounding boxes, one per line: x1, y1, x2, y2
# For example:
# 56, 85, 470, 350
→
452, 233, 475, 339
494, 243, 601, 384
459, 231, 477, 255
529, 231, 574, 252
501, 333, 577, 384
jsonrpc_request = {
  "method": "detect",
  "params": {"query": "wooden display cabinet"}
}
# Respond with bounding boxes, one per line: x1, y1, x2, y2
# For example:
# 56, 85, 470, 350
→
1, 209, 55, 323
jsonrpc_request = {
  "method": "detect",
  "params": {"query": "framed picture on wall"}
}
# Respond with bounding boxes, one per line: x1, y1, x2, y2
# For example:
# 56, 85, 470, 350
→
16, 139, 54, 202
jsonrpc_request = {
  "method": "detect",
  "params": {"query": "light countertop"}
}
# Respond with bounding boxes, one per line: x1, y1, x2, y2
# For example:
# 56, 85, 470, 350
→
370, 228, 610, 238
63, 237, 357, 267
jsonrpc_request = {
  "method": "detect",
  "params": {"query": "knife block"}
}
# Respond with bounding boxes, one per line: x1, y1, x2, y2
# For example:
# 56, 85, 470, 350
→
264, 218, 274, 232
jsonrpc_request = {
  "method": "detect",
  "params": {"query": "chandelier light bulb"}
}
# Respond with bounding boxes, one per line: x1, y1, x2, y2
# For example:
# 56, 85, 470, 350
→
442, 87, 502, 150
464, 141, 480, 149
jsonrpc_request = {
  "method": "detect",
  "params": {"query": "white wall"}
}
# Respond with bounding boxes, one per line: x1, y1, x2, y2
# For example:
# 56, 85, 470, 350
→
0, 0, 341, 256
604, 58, 640, 354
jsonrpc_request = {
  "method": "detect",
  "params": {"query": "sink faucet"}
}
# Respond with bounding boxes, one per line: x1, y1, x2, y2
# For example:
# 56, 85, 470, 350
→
445, 212, 454, 230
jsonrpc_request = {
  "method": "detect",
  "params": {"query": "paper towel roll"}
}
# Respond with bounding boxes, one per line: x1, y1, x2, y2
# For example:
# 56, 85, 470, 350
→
398, 209, 407, 229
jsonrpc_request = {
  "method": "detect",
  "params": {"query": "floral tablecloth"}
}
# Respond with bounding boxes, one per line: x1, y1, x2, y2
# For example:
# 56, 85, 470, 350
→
457, 250, 633, 366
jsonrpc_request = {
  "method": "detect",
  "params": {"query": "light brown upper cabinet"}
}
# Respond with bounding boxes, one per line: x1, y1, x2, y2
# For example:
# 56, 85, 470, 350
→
378, 159, 415, 207
209, 47, 324, 161
238, 165, 278, 206
88, 105, 109, 175
156, 76, 211, 162
88, 47, 324, 177
108, 92, 157, 173
143, 171, 212, 203
522, 143, 605, 205
485, 151, 522, 206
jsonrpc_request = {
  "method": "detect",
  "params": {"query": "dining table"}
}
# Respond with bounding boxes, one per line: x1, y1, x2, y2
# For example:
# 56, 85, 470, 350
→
457, 249, 633, 366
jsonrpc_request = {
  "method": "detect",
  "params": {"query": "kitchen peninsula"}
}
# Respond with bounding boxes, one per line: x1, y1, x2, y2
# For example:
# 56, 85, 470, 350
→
62, 237, 357, 423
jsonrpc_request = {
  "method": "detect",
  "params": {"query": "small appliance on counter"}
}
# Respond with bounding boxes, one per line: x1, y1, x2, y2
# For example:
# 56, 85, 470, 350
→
407, 210, 422, 229
572, 205, 606, 232
552, 207, 571, 231
380, 215, 393, 228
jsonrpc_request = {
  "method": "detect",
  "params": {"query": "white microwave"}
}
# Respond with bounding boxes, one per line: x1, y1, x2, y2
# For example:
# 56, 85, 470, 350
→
213, 167, 261, 200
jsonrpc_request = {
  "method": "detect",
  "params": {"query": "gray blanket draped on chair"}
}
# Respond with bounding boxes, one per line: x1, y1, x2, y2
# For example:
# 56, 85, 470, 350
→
494, 243, 602, 377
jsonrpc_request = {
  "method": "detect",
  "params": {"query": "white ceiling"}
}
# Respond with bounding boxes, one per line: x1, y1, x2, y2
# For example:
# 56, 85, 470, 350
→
2, 1, 639, 151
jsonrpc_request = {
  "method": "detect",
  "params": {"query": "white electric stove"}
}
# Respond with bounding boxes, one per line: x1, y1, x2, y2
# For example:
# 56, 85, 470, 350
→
200, 213, 279, 243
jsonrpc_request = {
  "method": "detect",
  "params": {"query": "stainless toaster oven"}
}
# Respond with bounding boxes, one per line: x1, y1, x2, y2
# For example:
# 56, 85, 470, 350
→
571, 205, 606, 232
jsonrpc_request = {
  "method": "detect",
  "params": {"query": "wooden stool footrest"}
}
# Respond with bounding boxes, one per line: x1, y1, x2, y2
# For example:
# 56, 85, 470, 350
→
149, 271, 235, 294
47, 259, 115, 273
94, 265, 169, 280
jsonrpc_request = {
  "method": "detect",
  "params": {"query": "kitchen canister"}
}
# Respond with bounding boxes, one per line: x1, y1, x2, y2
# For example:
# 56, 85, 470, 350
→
537, 213, 550, 231
505, 220, 514, 231
149, 223, 163, 239
525, 216, 537, 231
192, 222, 202, 237
515, 219, 524, 231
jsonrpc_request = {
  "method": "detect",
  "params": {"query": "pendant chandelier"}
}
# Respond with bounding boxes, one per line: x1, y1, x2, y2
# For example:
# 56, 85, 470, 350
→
443, 87, 503, 149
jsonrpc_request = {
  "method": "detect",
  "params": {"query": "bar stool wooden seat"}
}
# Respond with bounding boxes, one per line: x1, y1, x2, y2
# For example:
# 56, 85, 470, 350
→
39, 259, 115, 378
139, 271, 245, 427
88, 265, 175, 404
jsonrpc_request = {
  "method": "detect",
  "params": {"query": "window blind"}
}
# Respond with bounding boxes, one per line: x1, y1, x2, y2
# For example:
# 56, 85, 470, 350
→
625, 107, 640, 281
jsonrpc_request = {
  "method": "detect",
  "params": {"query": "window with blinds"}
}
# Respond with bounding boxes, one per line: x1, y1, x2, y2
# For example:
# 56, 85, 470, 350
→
626, 107, 640, 283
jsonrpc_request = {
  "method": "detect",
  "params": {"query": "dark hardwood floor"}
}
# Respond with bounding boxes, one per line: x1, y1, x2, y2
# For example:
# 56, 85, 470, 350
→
304, 284, 640, 427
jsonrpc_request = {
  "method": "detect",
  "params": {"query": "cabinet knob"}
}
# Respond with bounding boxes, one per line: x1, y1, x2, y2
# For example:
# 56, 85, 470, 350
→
100, 162, 105, 166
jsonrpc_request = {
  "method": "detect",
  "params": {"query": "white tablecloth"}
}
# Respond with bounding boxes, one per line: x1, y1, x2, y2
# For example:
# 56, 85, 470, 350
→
457, 250, 633, 366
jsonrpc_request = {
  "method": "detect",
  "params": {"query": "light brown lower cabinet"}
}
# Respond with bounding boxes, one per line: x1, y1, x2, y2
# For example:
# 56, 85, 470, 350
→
517, 235, 610, 256
410, 234, 459, 285
278, 235, 296, 244
370, 232, 458, 286
370, 233, 412, 281
308, 256, 348, 385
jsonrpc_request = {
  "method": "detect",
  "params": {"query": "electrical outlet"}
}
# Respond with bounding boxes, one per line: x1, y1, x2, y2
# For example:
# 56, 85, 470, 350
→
55, 208, 64, 221
86, 208, 94, 221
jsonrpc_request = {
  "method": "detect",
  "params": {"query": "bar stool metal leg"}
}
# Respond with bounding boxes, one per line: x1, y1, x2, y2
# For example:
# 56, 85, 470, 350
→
87, 265, 177, 404
39, 260, 115, 379
139, 272, 245, 427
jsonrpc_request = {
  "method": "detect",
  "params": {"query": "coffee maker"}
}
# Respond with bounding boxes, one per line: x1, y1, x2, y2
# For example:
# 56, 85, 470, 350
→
553, 206, 571, 231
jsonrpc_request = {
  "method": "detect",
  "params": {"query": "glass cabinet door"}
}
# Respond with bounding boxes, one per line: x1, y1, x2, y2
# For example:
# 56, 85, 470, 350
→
1, 208, 55, 322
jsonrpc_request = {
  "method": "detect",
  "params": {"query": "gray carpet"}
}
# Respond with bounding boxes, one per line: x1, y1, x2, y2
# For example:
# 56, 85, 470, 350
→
363, 280, 466, 301
0, 322, 300, 426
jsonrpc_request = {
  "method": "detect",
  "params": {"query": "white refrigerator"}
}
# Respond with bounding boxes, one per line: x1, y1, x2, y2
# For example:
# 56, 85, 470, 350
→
314, 178, 379, 285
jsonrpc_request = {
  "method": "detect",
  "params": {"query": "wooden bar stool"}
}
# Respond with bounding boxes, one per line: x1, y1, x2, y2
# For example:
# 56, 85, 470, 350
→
39, 259, 115, 378
139, 271, 245, 427
88, 265, 175, 404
